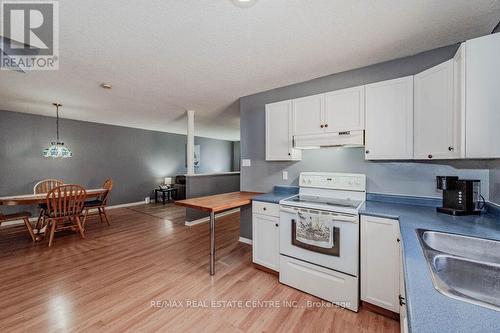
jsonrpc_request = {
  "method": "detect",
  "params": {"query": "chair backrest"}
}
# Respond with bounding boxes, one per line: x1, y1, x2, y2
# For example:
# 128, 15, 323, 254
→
100, 179, 114, 204
46, 185, 87, 218
34, 179, 64, 194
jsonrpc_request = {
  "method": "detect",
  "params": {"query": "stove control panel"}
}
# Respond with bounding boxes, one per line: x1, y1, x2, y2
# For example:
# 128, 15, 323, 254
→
299, 172, 366, 191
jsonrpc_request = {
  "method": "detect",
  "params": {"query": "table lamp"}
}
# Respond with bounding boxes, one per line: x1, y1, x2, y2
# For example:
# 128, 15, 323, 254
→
164, 177, 173, 188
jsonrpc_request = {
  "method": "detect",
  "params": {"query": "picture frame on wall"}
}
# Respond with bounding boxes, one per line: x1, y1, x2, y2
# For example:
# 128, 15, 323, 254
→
186, 144, 201, 168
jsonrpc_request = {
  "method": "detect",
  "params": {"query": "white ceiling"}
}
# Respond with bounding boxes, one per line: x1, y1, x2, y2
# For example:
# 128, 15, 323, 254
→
1, 0, 499, 141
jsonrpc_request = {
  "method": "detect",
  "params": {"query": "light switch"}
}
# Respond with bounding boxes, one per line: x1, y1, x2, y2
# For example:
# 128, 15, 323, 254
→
241, 159, 251, 167
282, 171, 288, 180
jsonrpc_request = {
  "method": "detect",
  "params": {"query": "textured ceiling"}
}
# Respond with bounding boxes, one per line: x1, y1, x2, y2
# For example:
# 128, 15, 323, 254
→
0, 0, 499, 140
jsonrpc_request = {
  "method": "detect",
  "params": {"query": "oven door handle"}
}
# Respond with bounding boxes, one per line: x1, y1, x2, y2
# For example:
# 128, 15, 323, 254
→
280, 207, 358, 223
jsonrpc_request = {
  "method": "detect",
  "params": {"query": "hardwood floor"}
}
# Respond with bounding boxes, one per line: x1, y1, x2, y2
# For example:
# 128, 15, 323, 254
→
0, 203, 399, 332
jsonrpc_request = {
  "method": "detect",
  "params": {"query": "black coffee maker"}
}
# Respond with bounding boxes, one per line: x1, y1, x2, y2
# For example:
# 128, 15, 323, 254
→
436, 176, 482, 215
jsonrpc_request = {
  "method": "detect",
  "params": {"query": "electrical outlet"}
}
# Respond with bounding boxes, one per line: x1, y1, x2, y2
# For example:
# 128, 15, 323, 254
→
282, 171, 288, 180
242, 159, 251, 167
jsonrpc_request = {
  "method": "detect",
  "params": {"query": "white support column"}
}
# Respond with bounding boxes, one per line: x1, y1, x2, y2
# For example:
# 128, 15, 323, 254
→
186, 110, 195, 175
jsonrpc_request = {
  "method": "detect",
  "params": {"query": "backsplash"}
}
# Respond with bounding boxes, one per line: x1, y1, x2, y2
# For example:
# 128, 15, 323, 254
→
240, 148, 490, 200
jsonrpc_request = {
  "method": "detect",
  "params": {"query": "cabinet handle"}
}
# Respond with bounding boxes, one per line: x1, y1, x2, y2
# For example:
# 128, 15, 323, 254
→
428, 154, 433, 159
288, 153, 291, 156
448, 146, 454, 151
399, 295, 406, 306
275, 223, 279, 227
263, 207, 267, 211
397, 238, 400, 243
324, 124, 328, 128
365, 150, 370, 154
320, 124, 324, 128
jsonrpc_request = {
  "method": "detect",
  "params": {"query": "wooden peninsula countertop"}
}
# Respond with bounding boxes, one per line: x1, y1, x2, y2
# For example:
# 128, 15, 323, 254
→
175, 191, 262, 213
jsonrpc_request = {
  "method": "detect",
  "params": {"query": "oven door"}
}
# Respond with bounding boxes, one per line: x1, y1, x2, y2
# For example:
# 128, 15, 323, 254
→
280, 205, 359, 276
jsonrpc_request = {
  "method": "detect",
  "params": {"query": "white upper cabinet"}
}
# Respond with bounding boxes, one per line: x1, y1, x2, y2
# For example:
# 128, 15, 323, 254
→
414, 59, 461, 159
464, 33, 500, 158
292, 94, 324, 136
265, 100, 302, 161
324, 86, 365, 132
365, 76, 414, 160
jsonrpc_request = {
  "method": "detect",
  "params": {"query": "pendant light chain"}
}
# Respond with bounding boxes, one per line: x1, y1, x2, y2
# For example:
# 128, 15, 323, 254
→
56, 104, 59, 142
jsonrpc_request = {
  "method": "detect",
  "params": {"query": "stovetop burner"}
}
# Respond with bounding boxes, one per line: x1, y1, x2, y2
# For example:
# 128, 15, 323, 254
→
285, 195, 362, 210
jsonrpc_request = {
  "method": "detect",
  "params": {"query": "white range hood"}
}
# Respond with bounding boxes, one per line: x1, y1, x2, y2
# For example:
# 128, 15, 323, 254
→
293, 130, 364, 149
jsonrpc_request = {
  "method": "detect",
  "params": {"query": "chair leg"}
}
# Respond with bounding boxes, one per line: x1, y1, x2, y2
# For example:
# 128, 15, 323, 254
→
75, 216, 85, 239
48, 219, 56, 247
35, 209, 44, 229
82, 209, 89, 229
23, 218, 36, 242
101, 207, 110, 226
97, 207, 104, 224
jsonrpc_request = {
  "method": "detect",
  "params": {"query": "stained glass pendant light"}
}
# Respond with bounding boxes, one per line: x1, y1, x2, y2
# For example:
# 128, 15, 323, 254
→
42, 103, 73, 158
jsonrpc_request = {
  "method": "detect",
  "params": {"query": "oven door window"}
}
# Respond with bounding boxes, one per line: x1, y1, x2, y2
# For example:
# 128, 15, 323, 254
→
291, 212, 340, 256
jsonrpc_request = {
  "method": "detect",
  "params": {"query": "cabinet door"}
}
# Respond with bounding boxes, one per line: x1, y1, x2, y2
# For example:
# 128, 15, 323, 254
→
361, 215, 400, 313
252, 214, 279, 271
465, 33, 500, 158
292, 94, 324, 136
365, 76, 414, 160
414, 60, 459, 159
266, 101, 302, 161
324, 86, 365, 132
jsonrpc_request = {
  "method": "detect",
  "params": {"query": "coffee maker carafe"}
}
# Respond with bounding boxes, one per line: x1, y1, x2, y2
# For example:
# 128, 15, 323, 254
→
436, 176, 482, 216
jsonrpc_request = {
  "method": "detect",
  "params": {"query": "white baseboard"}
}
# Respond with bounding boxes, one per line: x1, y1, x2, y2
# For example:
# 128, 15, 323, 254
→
185, 208, 240, 226
0, 200, 148, 227
239, 237, 253, 245
107, 201, 146, 210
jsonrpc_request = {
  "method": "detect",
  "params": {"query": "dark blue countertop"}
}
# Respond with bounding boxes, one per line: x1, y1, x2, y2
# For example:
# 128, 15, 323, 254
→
360, 201, 500, 333
252, 185, 299, 204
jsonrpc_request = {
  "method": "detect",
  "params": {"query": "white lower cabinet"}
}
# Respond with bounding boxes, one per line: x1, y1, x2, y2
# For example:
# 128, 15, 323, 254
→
252, 202, 280, 271
360, 215, 401, 313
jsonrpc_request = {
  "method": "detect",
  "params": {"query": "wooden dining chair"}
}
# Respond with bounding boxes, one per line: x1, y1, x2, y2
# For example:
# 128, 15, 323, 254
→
34, 179, 65, 194
82, 179, 113, 228
45, 185, 87, 247
0, 210, 36, 242
34, 179, 64, 230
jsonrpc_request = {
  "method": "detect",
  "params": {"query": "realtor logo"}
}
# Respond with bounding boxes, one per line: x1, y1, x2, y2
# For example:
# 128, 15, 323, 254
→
1, 0, 59, 71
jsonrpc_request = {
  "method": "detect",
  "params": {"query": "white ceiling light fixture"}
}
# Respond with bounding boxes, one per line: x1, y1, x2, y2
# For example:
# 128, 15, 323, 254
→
42, 103, 73, 159
230, 0, 258, 9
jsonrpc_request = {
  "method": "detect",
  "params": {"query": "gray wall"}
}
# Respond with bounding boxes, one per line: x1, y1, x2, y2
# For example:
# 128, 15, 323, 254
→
232, 141, 240, 171
490, 160, 500, 205
185, 173, 240, 222
0, 110, 234, 210
239, 44, 493, 239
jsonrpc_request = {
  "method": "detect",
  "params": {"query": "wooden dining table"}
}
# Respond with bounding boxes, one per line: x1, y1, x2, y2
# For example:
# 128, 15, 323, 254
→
175, 191, 261, 275
0, 188, 107, 206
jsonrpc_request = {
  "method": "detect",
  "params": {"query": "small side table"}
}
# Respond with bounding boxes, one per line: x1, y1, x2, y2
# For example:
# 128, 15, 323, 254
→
154, 188, 178, 205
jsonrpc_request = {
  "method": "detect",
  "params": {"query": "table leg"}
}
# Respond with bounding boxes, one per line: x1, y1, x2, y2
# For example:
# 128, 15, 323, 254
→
162, 191, 166, 205
210, 211, 215, 275
155, 190, 158, 204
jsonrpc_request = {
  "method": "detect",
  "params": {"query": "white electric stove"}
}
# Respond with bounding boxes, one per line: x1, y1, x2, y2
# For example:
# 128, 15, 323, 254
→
279, 172, 366, 312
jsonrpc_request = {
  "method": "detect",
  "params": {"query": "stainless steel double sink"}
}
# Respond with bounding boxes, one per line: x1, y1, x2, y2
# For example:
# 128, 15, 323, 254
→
417, 229, 500, 311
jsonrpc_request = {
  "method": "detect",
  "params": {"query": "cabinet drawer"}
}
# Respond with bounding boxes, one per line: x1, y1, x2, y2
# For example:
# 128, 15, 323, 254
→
252, 201, 280, 217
